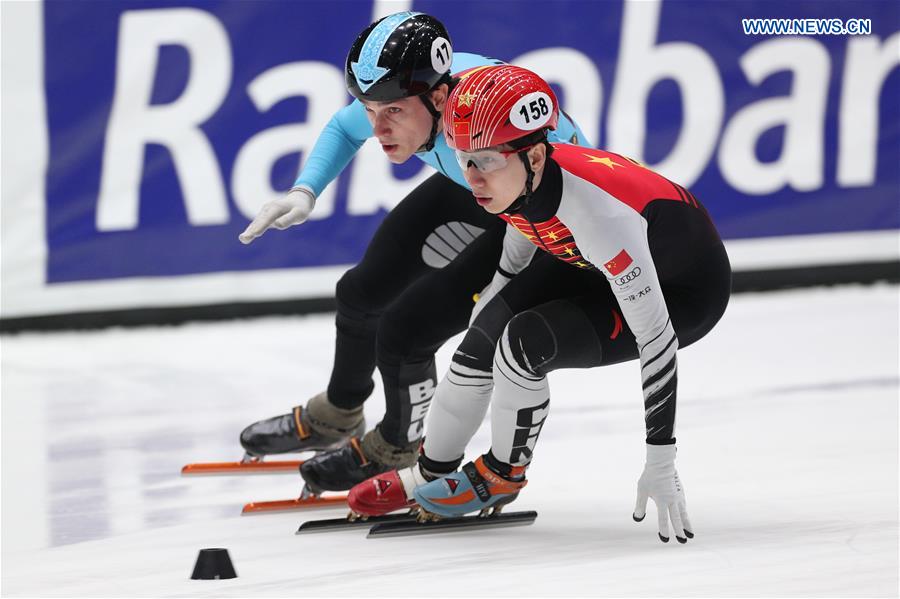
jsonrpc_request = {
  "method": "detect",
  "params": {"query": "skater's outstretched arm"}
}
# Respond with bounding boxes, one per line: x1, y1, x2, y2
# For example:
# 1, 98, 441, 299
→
239, 102, 371, 243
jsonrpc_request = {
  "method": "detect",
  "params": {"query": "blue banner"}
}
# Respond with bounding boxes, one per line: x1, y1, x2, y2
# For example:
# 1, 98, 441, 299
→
43, 0, 900, 283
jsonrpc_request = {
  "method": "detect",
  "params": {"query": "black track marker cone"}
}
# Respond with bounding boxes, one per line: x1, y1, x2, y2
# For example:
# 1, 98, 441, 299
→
190, 548, 237, 580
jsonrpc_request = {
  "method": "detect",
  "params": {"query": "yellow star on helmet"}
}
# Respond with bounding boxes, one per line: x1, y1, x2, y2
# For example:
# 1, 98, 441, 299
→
457, 91, 476, 108
583, 154, 623, 170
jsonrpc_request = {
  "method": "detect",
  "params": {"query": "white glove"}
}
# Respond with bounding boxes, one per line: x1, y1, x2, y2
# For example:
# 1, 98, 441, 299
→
469, 271, 510, 326
633, 443, 693, 543
238, 186, 316, 244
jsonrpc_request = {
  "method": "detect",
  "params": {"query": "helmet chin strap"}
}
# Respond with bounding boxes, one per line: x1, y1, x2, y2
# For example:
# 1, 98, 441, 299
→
415, 94, 441, 152
503, 152, 535, 214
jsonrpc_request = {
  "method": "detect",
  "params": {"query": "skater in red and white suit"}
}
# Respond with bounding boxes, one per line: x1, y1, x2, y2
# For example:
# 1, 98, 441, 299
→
349, 66, 731, 544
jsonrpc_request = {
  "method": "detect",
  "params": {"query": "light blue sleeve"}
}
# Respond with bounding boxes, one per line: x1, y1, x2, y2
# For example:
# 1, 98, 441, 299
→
550, 111, 593, 148
292, 100, 374, 196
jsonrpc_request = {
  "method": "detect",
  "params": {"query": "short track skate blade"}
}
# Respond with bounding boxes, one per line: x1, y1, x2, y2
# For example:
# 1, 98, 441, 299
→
241, 494, 347, 515
181, 460, 304, 475
296, 513, 415, 534
367, 510, 537, 538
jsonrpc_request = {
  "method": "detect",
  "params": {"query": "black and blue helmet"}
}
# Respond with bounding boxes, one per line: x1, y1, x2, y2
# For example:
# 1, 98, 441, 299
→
345, 12, 453, 102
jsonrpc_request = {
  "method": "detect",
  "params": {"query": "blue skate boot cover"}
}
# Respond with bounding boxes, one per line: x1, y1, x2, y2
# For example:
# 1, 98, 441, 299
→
413, 454, 527, 517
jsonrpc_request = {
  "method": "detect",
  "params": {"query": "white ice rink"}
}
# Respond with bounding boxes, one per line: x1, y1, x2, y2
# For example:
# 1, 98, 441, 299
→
2, 285, 898, 597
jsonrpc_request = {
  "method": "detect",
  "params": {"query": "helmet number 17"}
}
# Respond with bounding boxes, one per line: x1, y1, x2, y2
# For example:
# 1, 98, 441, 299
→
431, 38, 452, 73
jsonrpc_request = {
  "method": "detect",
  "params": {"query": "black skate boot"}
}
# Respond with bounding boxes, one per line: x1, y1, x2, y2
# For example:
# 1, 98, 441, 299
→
300, 427, 418, 494
239, 392, 365, 458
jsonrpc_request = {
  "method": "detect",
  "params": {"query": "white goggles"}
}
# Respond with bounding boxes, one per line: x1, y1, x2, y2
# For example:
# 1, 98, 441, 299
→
455, 145, 536, 174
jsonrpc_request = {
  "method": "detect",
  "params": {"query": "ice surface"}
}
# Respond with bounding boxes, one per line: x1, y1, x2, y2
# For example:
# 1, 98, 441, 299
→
2, 285, 898, 597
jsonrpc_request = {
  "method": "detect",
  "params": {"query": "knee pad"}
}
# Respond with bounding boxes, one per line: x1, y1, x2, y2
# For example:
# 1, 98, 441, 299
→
335, 268, 373, 320
452, 328, 497, 374
504, 310, 558, 378
455, 293, 516, 373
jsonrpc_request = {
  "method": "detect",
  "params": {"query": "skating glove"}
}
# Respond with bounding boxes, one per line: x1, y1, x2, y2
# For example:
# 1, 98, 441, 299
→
633, 443, 693, 544
239, 186, 316, 244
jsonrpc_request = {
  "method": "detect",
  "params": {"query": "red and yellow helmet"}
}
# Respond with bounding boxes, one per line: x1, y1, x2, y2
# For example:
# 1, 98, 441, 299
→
444, 65, 559, 151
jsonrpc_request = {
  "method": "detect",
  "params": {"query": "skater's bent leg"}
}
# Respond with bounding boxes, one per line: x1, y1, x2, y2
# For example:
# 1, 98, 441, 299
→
327, 174, 497, 411
421, 255, 592, 471
486, 245, 731, 471
490, 301, 607, 469
420, 295, 515, 471
376, 355, 438, 449
375, 225, 505, 449
327, 268, 380, 409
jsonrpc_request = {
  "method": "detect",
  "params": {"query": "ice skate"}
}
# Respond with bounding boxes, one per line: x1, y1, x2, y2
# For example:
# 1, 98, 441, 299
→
299, 428, 418, 496
239, 392, 365, 458
413, 454, 527, 519
347, 462, 435, 517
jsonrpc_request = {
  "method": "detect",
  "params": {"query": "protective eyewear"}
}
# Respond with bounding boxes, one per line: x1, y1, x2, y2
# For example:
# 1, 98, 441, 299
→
456, 144, 536, 173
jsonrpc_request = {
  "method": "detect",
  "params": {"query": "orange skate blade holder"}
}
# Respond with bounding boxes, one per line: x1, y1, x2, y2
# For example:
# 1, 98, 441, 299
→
181, 460, 304, 476
241, 494, 348, 515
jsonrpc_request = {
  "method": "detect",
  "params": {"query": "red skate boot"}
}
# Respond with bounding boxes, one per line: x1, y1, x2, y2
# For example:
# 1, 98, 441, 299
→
347, 465, 432, 517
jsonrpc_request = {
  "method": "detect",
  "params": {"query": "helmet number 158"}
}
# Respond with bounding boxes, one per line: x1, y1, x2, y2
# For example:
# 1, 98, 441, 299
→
520, 98, 550, 123
510, 91, 554, 130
